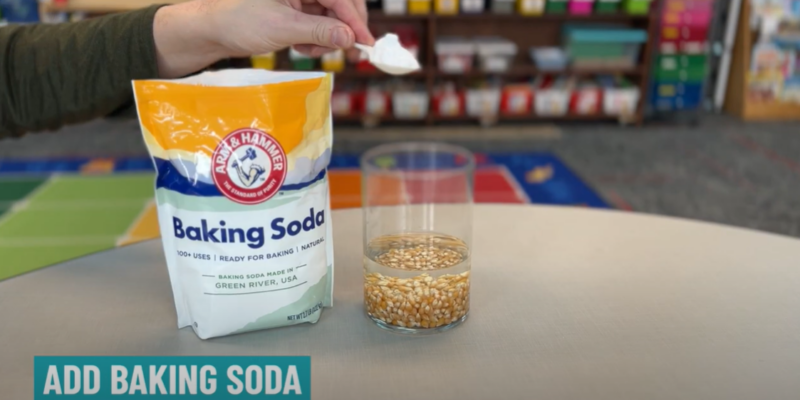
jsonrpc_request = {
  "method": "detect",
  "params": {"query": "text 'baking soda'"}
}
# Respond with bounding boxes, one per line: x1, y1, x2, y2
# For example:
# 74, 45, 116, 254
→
34, 356, 311, 399
132, 69, 335, 340
172, 207, 325, 249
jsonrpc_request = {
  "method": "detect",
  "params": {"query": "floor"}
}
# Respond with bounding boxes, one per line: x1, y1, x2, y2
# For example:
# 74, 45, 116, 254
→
3, 113, 799, 236
0, 147, 609, 280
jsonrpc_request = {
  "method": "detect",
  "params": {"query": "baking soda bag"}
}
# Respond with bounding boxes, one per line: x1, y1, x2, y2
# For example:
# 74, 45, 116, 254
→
132, 70, 335, 340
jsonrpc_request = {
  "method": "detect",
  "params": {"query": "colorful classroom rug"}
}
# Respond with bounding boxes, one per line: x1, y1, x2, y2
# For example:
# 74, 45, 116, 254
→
0, 153, 608, 281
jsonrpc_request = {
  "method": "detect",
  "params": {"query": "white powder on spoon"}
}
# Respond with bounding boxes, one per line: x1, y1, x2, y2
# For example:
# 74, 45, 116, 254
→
364, 33, 421, 75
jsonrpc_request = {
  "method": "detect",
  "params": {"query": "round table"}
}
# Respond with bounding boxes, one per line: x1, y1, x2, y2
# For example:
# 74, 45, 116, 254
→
2, 205, 800, 399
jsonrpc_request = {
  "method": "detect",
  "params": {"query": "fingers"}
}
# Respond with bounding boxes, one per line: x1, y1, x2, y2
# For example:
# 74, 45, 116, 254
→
324, 8, 366, 61
315, 0, 374, 45
284, 10, 355, 49
302, 3, 325, 14
352, 0, 368, 34
292, 44, 339, 57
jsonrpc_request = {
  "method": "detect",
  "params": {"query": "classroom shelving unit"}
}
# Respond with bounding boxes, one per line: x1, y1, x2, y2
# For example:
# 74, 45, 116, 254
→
38, 0, 662, 126
723, 0, 800, 121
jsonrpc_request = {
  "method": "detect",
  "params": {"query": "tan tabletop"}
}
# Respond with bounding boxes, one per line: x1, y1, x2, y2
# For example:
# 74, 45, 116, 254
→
2, 204, 800, 399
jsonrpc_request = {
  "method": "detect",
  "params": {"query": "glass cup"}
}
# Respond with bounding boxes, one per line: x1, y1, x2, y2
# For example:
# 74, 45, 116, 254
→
361, 142, 474, 334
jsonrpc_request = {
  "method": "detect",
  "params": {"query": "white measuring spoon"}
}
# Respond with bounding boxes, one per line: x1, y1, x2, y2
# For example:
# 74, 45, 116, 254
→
354, 34, 421, 75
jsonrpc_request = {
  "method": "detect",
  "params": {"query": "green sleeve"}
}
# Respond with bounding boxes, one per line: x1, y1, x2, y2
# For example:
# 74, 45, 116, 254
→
0, 5, 165, 139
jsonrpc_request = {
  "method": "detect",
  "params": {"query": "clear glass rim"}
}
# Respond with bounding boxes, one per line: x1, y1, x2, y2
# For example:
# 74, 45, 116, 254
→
359, 141, 476, 176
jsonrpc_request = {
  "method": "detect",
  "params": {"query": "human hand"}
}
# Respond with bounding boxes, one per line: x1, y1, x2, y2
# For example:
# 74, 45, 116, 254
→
153, 0, 375, 78
207, 0, 374, 58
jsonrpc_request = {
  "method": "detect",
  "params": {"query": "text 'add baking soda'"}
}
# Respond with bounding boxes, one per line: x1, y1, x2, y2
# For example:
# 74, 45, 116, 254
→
133, 69, 335, 340
212, 128, 287, 205
34, 356, 311, 399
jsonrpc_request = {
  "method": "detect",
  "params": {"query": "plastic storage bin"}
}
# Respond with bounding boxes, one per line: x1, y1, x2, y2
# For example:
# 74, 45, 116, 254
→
332, 91, 359, 116
383, 0, 407, 14
595, 0, 620, 13
393, 91, 430, 119
546, 0, 568, 13
436, 37, 476, 74
492, 0, 515, 13
530, 47, 568, 71
321, 49, 345, 72
650, 81, 702, 111
435, 0, 459, 14
569, 0, 594, 15
475, 37, 518, 73
518, 0, 545, 15
461, 0, 486, 13
250, 53, 275, 70
466, 88, 501, 117
662, 8, 713, 26
364, 88, 392, 116
570, 80, 602, 115
290, 48, 315, 70
409, 0, 432, 14
654, 54, 707, 82
658, 38, 708, 55
432, 84, 465, 117
604, 87, 639, 115
534, 77, 571, 116
622, 0, 651, 14
664, 0, 714, 13
598, 76, 640, 115
564, 26, 648, 68
661, 24, 709, 43
501, 84, 533, 115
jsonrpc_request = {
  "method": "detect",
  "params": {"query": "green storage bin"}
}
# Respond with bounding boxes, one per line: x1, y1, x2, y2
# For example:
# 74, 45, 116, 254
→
546, 0, 568, 13
654, 55, 708, 82
564, 25, 648, 67
290, 48, 316, 70
292, 59, 315, 70
570, 43, 625, 58
595, 0, 620, 13
622, 0, 650, 14
658, 54, 708, 69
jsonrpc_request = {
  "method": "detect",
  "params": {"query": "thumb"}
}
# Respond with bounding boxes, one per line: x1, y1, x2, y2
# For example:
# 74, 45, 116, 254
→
284, 11, 355, 49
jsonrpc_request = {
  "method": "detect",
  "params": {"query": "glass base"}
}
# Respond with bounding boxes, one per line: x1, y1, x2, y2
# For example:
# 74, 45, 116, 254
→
367, 313, 468, 335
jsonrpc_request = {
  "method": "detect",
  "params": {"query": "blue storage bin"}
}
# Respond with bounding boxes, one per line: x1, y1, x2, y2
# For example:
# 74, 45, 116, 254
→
650, 81, 703, 111
563, 24, 648, 68
530, 47, 569, 71
564, 25, 649, 43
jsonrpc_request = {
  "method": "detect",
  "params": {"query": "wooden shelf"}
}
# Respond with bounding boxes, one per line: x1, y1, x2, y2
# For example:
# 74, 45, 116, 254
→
41, 2, 651, 22
724, 0, 800, 121
430, 12, 651, 21
285, 66, 643, 81
334, 113, 625, 124
42, 0, 660, 125
368, 12, 429, 21
739, 99, 800, 121
433, 66, 644, 79
333, 68, 429, 79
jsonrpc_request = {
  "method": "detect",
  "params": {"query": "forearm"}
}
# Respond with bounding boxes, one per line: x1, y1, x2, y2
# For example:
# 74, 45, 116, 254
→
0, 0, 371, 139
153, 1, 227, 78
0, 5, 165, 139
